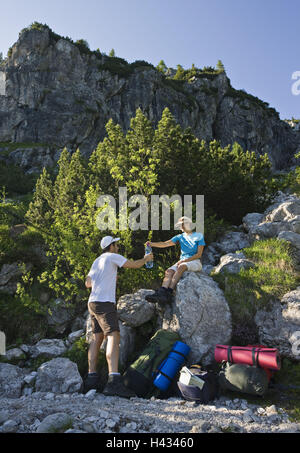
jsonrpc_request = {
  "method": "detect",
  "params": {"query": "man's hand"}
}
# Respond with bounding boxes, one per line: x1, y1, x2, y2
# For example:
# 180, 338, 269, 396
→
144, 253, 154, 263
85, 276, 92, 288
176, 259, 187, 266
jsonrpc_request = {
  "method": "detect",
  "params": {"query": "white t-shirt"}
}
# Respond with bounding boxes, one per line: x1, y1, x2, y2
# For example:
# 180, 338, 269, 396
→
87, 253, 127, 304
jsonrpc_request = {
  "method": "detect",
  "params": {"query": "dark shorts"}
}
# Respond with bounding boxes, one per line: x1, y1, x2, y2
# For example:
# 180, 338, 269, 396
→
88, 302, 120, 336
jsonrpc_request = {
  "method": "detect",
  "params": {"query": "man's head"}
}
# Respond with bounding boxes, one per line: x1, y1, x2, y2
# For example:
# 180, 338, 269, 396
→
101, 236, 120, 254
175, 216, 193, 233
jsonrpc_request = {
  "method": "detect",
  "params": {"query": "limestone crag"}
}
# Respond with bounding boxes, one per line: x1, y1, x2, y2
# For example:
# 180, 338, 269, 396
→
0, 26, 299, 172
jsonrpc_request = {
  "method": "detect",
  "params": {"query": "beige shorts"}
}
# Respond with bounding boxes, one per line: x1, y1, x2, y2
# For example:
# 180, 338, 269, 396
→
168, 259, 202, 273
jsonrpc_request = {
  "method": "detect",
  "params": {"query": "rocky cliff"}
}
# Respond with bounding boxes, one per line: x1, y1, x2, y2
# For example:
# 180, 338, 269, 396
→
0, 24, 299, 172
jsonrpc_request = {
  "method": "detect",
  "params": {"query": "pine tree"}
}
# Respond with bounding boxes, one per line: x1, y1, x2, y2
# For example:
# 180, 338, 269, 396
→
156, 60, 167, 74
109, 48, 116, 57
173, 64, 185, 80
216, 60, 225, 72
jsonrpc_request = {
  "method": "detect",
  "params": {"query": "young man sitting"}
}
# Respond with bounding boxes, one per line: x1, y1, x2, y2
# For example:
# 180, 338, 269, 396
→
145, 216, 205, 305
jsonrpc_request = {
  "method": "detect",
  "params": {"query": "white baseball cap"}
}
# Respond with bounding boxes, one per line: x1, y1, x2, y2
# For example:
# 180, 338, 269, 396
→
101, 236, 121, 250
175, 216, 193, 228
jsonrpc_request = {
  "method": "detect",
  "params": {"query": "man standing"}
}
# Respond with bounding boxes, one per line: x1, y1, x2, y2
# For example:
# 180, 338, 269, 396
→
84, 235, 153, 398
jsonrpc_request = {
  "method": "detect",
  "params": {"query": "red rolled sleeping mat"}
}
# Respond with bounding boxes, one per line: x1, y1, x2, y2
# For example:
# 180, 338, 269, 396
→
214, 344, 281, 371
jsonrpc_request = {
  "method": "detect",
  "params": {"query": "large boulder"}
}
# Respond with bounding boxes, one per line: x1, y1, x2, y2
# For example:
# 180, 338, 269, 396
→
245, 193, 300, 243
213, 252, 255, 275
29, 339, 67, 359
0, 262, 32, 295
242, 213, 264, 233
214, 231, 251, 255
201, 243, 221, 266
117, 289, 156, 327
255, 287, 300, 360
160, 272, 232, 365
0, 363, 26, 398
35, 358, 83, 393
4, 347, 26, 362
46, 299, 76, 335
119, 322, 137, 367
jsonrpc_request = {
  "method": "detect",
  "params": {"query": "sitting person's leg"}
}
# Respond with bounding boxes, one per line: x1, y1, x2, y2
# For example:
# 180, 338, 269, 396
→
169, 263, 188, 290
162, 268, 176, 288
146, 266, 176, 304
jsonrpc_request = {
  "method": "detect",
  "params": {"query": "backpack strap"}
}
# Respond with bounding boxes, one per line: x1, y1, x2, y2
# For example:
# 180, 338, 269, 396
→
227, 346, 233, 363
172, 350, 188, 361
252, 348, 260, 367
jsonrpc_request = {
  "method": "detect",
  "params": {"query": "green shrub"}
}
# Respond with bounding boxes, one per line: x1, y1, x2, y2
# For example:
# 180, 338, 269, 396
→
0, 293, 48, 345
63, 337, 107, 379
0, 160, 38, 196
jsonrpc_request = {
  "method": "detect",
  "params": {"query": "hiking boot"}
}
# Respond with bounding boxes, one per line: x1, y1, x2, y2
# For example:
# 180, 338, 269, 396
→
82, 373, 100, 394
102, 374, 136, 399
155, 288, 174, 305
145, 287, 166, 304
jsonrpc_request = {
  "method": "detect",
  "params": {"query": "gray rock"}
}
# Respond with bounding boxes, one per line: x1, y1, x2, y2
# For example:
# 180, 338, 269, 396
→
213, 252, 255, 274
22, 387, 33, 396
2, 419, 19, 433
0, 263, 32, 295
215, 231, 251, 255
85, 389, 97, 399
119, 322, 136, 367
71, 316, 86, 333
20, 344, 30, 354
36, 413, 73, 433
29, 339, 67, 359
68, 330, 84, 344
190, 420, 211, 433
265, 199, 300, 223
35, 358, 83, 393
161, 272, 232, 364
5, 348, 26, 361
265, 405, 278, 415
0, 263, 23, 286
117, 289, 156, 327
0, 410, 9, 425
46, 299, 76, 335
276, 423, 300, 433
0, 363, 26, 398
278, 231, 300, 250
255, 287, 300, 360
242, 213, 264, 233
45, 393, 55, 400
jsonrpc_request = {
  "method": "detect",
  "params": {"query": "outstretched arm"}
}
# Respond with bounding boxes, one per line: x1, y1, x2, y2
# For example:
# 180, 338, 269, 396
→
147, 240, 176, 249
122, 253, 154, 269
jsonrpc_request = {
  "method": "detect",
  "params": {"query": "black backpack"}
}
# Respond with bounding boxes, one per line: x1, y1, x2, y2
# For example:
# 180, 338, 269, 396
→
177, 365, 220, 404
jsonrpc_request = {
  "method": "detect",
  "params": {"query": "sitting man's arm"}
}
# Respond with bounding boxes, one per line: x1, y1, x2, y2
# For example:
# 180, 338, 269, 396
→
147, 240, 176, 249
122, 253, 153, 269
177, 246, 205, 265
85, 276, 92, 288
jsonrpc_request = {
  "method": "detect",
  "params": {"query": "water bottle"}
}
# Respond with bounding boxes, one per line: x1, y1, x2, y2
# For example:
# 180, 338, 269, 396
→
145, 242, 153, 269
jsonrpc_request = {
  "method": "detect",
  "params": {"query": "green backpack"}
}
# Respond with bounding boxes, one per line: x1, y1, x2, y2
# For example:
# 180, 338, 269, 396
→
123, 329, 181, 398
218, 362, 269, 397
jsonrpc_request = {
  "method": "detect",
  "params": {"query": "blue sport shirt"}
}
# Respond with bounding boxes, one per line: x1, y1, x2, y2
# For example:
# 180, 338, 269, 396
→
171, 232, 206, 260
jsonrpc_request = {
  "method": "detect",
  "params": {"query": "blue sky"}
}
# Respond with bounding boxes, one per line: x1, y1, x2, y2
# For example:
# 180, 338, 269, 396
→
0, 0, 299, 119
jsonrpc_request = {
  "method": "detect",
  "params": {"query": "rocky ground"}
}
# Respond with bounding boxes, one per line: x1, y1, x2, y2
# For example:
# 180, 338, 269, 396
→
0, 390, 300, 434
